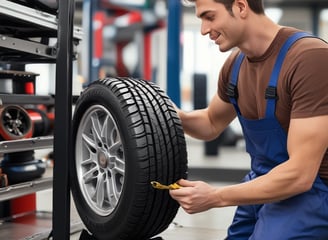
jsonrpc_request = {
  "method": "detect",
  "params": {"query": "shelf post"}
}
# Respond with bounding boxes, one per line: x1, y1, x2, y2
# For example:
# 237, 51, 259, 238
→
52, 0, 74, 239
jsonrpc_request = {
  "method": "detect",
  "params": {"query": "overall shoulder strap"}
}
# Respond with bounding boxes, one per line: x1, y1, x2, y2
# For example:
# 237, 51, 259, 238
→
265, 32, 315, 118
227, 52, 245, 115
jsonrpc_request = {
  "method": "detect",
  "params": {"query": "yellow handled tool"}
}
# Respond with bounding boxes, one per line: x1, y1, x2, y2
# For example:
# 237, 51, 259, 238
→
151, 181, 181, 190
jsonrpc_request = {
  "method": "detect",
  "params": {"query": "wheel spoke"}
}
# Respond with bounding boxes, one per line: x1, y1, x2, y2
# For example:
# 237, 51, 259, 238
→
15, 128, 23, 136
91, 114, 103, 143
83, 166, 98, 184
113, 157, 125, 176
95, 174, 105, 208
112, 185, 119, 204
108, 141, 121, 155
82, 133, 97, 150
101, 115, 109, 142
106, 173, 118, 207
5, 111, 12, 120
81, 157, 95, 166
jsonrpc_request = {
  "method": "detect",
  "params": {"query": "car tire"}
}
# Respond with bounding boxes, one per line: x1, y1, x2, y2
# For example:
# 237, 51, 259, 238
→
71, 77, 188, 240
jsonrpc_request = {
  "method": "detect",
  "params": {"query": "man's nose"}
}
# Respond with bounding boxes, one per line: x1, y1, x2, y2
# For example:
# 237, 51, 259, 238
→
200, 22, 210, 36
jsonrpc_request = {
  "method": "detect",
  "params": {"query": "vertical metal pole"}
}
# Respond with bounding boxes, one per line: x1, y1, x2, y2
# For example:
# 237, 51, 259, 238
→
82, 0, 92, 86
53, 0, 74, 239
311, 4, 319, 36
82, 0, 98, 86
166, 0, 182, 107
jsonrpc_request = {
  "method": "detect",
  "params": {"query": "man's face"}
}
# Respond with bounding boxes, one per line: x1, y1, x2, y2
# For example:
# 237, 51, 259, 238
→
195, 0, 243, 52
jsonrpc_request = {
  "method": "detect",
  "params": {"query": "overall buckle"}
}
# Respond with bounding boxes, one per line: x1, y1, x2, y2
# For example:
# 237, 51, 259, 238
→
227, 83, 239, 99
265, 86, 278, 99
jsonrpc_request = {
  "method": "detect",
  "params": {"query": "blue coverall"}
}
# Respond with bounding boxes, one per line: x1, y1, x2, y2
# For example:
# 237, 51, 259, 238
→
226, 32, 328, 240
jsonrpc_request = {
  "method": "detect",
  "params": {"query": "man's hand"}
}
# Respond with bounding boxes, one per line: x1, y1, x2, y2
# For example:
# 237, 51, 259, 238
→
169, 179, 219, 214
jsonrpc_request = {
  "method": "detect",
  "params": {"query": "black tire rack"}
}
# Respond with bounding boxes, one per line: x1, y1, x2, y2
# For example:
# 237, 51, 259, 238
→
0, 0, 82, 239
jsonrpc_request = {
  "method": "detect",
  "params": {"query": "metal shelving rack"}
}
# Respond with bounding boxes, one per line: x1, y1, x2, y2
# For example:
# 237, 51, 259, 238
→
0, 0, 80, 239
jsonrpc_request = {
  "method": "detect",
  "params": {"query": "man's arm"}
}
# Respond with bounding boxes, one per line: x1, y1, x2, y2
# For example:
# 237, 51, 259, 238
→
176, 94, 236, 141
170, 115, 328, 213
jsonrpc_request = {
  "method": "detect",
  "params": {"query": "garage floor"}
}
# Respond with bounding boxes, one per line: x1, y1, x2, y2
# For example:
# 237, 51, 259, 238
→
0, 137, 250, 240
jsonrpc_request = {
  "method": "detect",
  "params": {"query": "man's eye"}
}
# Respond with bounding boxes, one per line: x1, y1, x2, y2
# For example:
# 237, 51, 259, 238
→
206, 15, 215, 21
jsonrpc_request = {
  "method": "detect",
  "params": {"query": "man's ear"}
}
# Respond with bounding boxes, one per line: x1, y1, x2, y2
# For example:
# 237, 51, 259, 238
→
233, 0, 248, 18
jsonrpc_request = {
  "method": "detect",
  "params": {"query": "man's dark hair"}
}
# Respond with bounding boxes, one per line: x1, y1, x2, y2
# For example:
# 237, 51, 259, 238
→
183, 0, 265, 15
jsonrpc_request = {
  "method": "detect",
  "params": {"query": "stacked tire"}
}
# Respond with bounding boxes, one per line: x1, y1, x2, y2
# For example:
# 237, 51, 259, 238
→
71, 77, 188, 240
0, 105, 33, 141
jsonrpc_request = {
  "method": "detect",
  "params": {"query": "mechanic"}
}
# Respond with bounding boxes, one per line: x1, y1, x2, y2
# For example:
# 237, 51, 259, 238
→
169, 0, 328, 239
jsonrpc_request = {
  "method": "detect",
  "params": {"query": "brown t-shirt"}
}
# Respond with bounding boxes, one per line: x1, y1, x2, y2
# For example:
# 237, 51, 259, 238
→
218, 27, 328, 181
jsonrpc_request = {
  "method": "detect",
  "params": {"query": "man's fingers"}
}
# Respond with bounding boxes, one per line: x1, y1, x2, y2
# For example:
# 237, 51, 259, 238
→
177, 179, 196, 187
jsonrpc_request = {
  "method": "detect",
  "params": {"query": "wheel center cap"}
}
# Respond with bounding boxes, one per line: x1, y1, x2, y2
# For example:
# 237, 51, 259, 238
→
98, 151, 108, 168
